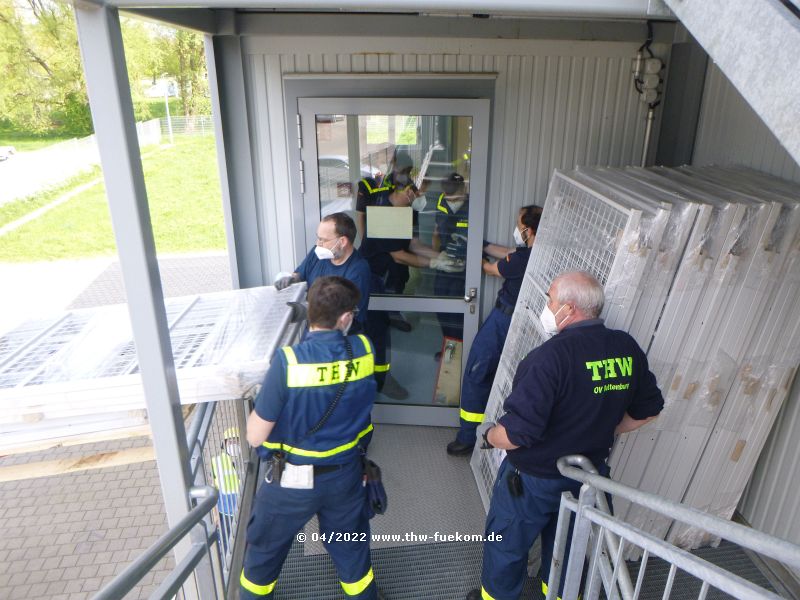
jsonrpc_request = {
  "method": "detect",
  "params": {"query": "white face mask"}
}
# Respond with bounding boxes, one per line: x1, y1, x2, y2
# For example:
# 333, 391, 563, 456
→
539, 303, 566, 336
411, 196, 427, 212
340, 313, 353, 336
513, 227, 528, 247
226, 443, 241, 458
314, 238, 340, 261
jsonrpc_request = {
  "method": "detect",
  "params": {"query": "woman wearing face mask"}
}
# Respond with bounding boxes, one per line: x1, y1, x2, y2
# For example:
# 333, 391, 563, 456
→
446, 204, 544, 456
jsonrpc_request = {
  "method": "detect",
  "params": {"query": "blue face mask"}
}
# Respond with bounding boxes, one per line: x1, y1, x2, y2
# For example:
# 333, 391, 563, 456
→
394, 173, 411, 186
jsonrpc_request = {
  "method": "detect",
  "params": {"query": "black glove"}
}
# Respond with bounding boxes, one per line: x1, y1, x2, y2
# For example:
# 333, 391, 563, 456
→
287, 301, 308, 324
477, 421, 496, 449
274, 275, 295, 291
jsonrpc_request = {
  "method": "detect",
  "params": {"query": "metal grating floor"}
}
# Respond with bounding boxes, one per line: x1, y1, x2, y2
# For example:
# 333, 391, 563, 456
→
267, 425, 779, 599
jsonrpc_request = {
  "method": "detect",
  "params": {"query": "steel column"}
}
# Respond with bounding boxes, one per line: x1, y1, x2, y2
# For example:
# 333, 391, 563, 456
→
72, 0, 194, 565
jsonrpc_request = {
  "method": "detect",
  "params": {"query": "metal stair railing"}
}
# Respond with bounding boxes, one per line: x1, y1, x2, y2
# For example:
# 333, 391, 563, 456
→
550, 455, 800, 600
93, 486, 223, 600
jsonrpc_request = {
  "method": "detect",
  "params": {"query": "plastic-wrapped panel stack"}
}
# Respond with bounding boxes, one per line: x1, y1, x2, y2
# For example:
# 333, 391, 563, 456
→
470, 168, 674, 509
0, 284, 305, 453
471, 165, 800, 551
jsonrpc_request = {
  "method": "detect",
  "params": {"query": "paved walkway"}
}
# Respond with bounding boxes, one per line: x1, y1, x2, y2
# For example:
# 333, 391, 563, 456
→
0, 253, 232, 599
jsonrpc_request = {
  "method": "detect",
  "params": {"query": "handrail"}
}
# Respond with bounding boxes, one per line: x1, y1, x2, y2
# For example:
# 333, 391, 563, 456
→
92, 486, 219, 600
556, 455, 800, 571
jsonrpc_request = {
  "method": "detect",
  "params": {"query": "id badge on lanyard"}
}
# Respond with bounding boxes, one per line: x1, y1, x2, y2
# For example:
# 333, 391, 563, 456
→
280, 463, 314, 489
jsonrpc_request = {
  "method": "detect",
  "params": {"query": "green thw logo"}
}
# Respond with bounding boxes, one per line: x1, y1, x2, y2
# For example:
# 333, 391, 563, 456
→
585, 357, 633, 381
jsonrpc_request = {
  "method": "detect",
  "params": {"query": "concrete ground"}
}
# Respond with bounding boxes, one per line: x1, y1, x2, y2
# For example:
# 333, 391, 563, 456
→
0, 252, 232, 599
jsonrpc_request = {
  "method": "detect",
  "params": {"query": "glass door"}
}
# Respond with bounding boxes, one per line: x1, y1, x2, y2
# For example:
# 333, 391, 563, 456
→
297, 98, 489, 426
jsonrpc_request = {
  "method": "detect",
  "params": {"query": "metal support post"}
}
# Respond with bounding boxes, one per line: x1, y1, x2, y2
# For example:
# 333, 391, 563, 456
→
562, 482, 597, 600
72, 0, 195, 581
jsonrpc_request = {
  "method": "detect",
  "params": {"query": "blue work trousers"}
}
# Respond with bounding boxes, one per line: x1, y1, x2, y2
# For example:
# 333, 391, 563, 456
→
240, 459, 376, 599
480, 458, 610, 600
457, 307, 512, 444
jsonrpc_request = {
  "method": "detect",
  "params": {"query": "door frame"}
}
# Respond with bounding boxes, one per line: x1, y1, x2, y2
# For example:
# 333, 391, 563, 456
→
284, 79, 494, 427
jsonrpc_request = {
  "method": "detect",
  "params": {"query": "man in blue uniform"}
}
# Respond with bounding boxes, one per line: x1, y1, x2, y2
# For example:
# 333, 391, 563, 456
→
447, 205, 543, 455
467, 271, 664, 600
359, 181, 459, 399
274, 213, 371, 333
241, 276, 378, 600
432, 172, 470, 341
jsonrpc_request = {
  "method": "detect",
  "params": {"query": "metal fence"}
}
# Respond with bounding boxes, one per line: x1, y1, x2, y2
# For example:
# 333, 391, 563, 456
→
550, 455, 800, 600
161, 115, 214, 138
90, 398, 252, 600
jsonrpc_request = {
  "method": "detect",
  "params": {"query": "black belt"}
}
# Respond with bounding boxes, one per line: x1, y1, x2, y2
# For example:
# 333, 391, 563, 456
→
495, 300, 514, 316
285, 462, 344, 476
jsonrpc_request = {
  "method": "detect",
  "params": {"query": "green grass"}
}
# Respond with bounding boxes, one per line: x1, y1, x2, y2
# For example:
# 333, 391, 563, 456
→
0, 130, 77, 152
0, 134, 226, 261
0, 167, 102, 228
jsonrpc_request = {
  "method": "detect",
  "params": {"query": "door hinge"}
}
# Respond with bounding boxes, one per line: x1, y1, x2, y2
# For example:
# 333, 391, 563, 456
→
298, 159, 305, 195
296, 114, 303, 149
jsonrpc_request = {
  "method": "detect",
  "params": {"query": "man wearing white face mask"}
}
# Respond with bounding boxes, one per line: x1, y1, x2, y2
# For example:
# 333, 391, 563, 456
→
274, 213, 371, 334
241, 276, 379, 600
467, 271, 663, 600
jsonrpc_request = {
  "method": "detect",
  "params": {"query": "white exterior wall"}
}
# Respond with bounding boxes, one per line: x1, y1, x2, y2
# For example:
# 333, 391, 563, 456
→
240, 34, 664, 315
693, 61, 800, 556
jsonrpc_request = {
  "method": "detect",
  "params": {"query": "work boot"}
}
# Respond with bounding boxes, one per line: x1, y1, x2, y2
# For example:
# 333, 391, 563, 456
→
465, 589, 481, 600
447, 439, 474, 456
380, 373, 409, 400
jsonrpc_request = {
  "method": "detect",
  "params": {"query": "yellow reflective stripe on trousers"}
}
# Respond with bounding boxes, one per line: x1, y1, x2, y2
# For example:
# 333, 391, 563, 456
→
481, 586, 496, 600
262, 424, 373, 457
240, 571, 276, 596
340, 567, 374, 595
374, 363, 390, 373
456, 221, 469, 227
541, 580, 572, 600
285, 354, 374, 387
460, 408, 484, 423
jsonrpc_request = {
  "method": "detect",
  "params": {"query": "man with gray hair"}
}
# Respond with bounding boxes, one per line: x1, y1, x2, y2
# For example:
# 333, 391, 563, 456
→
467, 270, 664, 600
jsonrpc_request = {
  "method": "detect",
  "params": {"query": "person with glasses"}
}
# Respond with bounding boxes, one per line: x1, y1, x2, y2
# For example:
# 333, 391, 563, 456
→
274, 213, 371, 333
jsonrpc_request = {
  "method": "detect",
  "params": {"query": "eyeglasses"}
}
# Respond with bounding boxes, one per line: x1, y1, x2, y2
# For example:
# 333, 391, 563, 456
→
316, 236, 339, 244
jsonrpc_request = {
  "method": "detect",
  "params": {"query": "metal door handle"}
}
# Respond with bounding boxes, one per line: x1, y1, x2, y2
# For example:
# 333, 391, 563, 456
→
464, 287, 477, 303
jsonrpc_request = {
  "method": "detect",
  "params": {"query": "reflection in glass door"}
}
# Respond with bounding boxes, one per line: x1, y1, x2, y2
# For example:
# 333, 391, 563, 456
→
298, 99, 489, 426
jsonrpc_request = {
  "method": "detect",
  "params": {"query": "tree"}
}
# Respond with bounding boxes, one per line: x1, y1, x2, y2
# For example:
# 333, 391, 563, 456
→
0, 0, 210, 138
0, 0, 90, 135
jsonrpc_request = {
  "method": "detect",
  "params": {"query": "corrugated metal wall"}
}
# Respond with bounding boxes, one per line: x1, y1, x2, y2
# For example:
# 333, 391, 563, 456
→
693, 61, 800, 553
241, 35, 660, 316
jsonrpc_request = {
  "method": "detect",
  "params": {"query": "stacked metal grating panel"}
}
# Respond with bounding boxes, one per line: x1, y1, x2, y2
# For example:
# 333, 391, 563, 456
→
471, 166, 800, 553
471, 169, 673, 510
0, 284, 305, 452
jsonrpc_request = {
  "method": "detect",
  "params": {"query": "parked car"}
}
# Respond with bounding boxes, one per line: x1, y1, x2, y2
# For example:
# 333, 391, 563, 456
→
0, 146, 16, 161
318, 155, 382, 216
